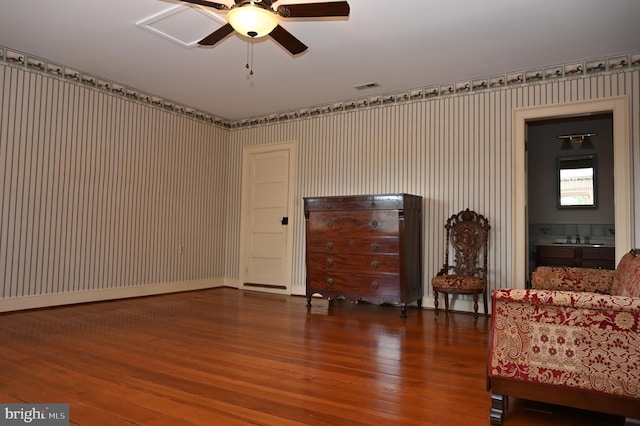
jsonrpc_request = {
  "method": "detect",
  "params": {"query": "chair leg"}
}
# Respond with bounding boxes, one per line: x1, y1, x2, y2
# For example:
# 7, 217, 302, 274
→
483, 288, 489, 317
434, 291, 439, 316
443, 292, 450, 313
473, 294, 479, 322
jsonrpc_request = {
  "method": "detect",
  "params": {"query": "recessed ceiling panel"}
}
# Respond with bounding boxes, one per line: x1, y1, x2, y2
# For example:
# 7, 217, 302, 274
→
136, 5, 226, 48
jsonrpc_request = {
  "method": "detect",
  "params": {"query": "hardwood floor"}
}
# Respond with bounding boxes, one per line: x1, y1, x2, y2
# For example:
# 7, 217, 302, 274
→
0, 288, 624, 425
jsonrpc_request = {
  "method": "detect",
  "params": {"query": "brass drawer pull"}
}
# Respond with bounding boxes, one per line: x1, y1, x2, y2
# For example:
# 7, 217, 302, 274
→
371, 281, 379, 289
371, 243, 379, 251
370, 202, 376, 208
326, 242, 333, 249
326, 258, 334, 266
325, 203, 332, 209
371, 261, 379, 269
371, 220, 378, 228
326, 220, 334, 228
326, 278, 334, 286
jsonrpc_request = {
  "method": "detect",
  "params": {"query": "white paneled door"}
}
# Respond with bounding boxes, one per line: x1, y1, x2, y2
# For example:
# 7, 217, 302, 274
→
240, 142, 296, 294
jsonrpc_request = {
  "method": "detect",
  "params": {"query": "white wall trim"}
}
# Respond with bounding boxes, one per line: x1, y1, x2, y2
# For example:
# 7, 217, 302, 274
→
0, 278, 227, 312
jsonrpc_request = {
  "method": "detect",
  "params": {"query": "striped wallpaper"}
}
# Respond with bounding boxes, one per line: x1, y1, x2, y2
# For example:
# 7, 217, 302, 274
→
1, 55, 639, 313
0, 64, 229, 309
229, 68, 640, 309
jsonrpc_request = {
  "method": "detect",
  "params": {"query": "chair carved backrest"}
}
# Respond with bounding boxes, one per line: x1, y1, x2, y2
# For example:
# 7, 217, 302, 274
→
441, 209, 491, 278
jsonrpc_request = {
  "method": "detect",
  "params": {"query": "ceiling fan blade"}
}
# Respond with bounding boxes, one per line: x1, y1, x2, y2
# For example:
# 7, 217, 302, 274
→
198, 23, 235, 46
269, 25, 308, 55
177, 0, 230, 10
277, 2, 350, 18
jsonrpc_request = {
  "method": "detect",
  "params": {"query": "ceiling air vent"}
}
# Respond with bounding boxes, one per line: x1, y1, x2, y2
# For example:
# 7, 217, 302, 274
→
354, 82, 379, 90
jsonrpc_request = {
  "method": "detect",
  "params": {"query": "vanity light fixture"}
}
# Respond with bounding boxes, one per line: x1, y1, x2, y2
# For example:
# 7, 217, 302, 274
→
557, 132, 596, 150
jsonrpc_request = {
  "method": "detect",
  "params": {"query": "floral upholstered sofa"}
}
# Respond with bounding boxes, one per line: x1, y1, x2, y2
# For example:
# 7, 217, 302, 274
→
488, 249, 640, 425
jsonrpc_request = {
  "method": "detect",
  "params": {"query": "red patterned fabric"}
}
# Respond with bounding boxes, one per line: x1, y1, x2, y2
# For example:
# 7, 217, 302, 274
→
531, 266, 615, 294
612, 250, 640, 297
432, 274, 484, 292
489, 288, 640, 400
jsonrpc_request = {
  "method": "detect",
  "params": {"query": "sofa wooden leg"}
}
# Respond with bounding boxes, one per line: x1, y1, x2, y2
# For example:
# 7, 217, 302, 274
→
490, 393, 507, 425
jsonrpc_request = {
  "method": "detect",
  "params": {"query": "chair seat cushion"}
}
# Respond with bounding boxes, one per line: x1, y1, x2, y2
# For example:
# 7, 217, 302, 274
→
611, 249, 640, 297
432, 274, 485, 292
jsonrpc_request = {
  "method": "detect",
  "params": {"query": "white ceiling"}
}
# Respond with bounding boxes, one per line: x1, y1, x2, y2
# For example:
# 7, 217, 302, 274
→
0, 0, 639, 121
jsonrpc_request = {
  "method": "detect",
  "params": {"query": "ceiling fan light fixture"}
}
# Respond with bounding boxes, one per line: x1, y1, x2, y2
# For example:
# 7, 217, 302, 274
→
227, 3, 278, 38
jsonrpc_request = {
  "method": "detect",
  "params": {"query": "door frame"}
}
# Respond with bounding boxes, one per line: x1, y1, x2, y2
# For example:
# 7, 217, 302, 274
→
239, 140, 297, 295
512, 96, 632, 288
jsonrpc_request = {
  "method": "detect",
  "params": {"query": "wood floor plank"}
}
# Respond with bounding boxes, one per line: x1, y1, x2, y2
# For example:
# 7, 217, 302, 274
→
0, 288, 624, 425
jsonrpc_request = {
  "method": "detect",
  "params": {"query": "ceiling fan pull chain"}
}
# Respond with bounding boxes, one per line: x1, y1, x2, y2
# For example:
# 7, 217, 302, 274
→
246, 41, 250, 71
250, 40, 254, 76
245, 38, 254, 76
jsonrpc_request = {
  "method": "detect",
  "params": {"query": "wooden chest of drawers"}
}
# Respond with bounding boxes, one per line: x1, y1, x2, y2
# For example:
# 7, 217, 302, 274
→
303, 194, 423, 317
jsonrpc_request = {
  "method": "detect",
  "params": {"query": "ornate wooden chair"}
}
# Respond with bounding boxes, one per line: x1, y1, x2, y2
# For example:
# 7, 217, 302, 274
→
432, 209, 490, 321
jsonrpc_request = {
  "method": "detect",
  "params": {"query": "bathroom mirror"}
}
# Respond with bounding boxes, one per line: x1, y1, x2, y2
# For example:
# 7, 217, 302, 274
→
557, 155, 597, 208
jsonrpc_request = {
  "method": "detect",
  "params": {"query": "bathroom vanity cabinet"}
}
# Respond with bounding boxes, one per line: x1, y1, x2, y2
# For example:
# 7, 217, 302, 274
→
536, 244, 615, 270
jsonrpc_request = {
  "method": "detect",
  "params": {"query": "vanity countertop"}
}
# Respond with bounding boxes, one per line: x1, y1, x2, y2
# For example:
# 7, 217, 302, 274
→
536, 239, 614, 248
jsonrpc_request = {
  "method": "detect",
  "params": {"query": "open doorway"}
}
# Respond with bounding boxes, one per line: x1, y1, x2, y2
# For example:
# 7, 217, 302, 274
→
526, 114, 614, 282
512, 97, 632, 289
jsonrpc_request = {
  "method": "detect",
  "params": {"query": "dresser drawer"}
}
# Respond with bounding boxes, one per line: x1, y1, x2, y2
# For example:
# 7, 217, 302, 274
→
307, 252, 399, 273
307, 270, 401, 295
306, 236, 399, 254
306, 210, 399, 236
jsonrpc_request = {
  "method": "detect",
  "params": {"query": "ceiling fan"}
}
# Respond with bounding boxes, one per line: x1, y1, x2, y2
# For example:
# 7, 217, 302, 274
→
177, 0, 350, 55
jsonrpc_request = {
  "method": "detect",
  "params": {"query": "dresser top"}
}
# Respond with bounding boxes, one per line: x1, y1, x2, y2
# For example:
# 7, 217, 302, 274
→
304, 193, 422, 211
304, 193, 420, 201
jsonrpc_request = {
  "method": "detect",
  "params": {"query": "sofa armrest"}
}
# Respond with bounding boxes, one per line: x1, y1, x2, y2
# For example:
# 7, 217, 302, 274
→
531, 266, 615, 294
488, 288, 640, 401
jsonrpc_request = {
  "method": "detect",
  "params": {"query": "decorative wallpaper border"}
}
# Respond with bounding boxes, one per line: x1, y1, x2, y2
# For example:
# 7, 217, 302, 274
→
2, 44, 638, 129
0, 45, 228, 128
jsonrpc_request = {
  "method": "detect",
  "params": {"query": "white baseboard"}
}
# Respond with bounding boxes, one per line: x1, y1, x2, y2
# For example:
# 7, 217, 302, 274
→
1, 280, 490, 315
0, 278, 234, 312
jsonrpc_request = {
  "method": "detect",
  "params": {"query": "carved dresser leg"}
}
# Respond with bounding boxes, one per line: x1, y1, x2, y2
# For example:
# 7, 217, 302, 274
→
490, 393, 507, 425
